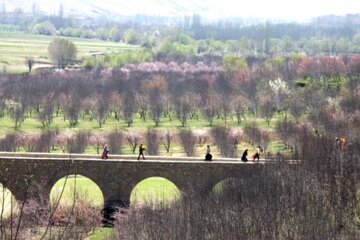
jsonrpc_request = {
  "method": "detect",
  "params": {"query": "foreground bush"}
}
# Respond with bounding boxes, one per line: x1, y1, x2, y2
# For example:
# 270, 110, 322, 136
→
115, 132, 360, 240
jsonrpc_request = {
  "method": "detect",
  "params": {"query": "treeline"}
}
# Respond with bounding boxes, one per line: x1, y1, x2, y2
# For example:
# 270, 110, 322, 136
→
2, 6, 360, 57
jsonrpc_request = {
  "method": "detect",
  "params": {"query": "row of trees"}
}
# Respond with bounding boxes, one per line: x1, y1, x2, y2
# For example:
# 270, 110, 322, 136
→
81, 32, 360, 65
0, 125, 271, 158
3, 54, 360, 129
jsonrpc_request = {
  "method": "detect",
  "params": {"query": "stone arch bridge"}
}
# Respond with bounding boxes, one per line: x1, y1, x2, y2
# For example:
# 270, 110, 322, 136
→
0, 153, 285, 221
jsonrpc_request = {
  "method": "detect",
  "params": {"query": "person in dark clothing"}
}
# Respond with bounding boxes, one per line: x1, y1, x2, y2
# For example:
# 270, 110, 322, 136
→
138, 144, 146, 160
101, 145, 109, 159
241, 149, 248, 162
205, 145, 212, 161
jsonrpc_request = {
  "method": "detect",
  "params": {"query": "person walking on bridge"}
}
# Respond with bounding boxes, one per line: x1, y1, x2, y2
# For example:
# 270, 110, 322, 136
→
205, 145, 212, 161
101, 145, 109, 159
253, 146, 261, 161
138, 143, 146, 160
241, 149, 248, 162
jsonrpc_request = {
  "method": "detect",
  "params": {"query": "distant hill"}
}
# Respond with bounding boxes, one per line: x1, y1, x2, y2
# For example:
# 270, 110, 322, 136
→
2, 0, 360, 22
1, 0, 225, 20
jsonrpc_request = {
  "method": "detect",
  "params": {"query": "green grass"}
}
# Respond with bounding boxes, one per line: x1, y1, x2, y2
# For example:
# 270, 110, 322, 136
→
0, 110, 283, 134
50, 175, 104, 207
130, 177, 180, 206
0, 185, 17, 218
0, 31, 139, 73
49, 176, 180, 208
86, 228, 114, 240
0, 109, 291, 157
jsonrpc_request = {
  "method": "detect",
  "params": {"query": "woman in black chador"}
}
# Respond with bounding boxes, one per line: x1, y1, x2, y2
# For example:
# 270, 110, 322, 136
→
241, 149, 248, 162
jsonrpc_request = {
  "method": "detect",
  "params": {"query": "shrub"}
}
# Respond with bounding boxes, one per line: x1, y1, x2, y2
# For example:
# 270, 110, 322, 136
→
211, 126, 238, 158
107, 129, 124, 154
0, 133, 19, 152
146, 129, 159, 156
178, 129, 196, 157
67, 131, 91, 154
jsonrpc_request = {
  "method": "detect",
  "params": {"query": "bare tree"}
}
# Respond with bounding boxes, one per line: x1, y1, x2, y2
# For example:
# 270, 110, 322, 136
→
136, 93, 148, 122
89, 132, 106, 154
178, 129, 196, 157
6, 100, 26, 130
288, 92, 306, 122
109, 92, 122, 122
0, 133, 19, 152
59, 94, 82, 127
159, 130, 174, 153
201, 90, 221, 126
147, 76, 167, 127
107, 129, 124, 154
259, 96, 276, 125
211, 127, 239, 158
231, 95, 247, 125
25, 57, 35, 73
193, 129, 209, 147
122, 91, 136, 127
66, 130, 90, 153
174, 93, 195, 127
125, 131, 142, 154
146, 128, 159, 155
91, 93, 110, 128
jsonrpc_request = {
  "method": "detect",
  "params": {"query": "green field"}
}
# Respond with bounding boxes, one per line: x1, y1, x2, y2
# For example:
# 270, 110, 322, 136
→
0, 110, 285, 135
130, 177, 180, 206
0, 109, 290, 158
0, 32, 139, 73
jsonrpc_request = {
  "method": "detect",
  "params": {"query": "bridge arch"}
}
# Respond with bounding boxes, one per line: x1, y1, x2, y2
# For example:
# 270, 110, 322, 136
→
211, 177, 242, 195
0, 182, 19, 218
130, 176, 180, 206
49, 174, 105, 207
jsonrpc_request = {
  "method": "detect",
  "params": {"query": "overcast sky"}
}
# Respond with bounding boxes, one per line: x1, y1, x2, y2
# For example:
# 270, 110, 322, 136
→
3, 0, 360, 21
210, 0, 360, 21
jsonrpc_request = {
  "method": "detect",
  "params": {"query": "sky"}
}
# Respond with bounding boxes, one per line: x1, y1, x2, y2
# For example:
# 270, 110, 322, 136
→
208, 0, 360, 21
2, 0, 360, 21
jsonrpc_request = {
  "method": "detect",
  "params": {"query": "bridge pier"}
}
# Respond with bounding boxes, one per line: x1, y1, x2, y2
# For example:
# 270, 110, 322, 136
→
102, 199, 129, 226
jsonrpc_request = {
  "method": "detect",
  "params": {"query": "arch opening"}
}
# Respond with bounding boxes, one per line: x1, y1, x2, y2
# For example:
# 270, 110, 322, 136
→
0, 183, 18, 219
50, 175, 104, 207
130, 177, 180, 207
212, 178, 242, 195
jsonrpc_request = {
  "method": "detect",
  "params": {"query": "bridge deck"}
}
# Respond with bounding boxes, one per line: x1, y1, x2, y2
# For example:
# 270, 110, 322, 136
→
0, 152, 289, 163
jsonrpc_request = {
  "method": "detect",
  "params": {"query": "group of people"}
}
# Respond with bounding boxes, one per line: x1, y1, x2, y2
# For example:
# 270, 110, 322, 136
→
101, 144, 146, 160
102, 143, 263, 162
204, 145, 263, 162
240, 146, 262, 162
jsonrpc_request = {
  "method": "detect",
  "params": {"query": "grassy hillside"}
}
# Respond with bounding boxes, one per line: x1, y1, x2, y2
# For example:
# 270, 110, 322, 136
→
0, 32, 139, 73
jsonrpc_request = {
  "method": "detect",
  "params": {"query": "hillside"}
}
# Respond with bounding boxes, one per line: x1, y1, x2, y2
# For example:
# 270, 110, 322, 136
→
1, 0, 222, 19
2, 0, 359, 21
